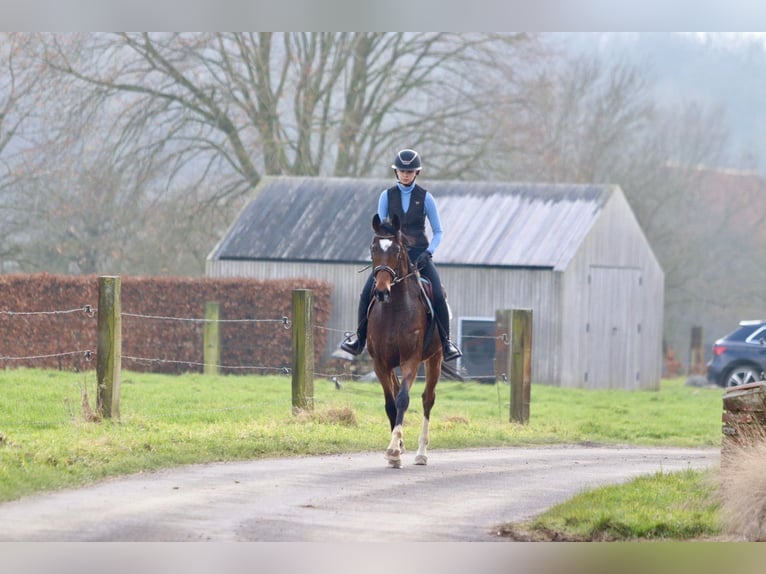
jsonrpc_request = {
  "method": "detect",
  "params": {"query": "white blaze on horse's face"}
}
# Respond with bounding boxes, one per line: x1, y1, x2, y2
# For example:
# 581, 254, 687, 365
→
379, 239, 393, 252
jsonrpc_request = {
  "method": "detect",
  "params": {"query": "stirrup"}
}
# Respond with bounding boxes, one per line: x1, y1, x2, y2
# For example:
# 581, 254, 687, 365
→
442, 340, 462, 362
340, 333, 366, 356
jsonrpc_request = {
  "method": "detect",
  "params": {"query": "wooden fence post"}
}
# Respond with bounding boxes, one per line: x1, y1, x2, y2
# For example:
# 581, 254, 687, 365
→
204, 301, 220, 376
291, 289, 314, 413
689, 326, 705, 376
96, 275, 122, 420
510, 309, 533, 424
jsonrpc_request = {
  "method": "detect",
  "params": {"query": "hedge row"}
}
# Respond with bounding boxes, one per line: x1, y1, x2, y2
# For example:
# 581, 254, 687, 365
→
0, 274, 332, 374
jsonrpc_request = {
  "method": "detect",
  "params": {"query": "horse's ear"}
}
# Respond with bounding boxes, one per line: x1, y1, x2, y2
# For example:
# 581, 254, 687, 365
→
391, 214, 401, 231
372, 213, 381, 231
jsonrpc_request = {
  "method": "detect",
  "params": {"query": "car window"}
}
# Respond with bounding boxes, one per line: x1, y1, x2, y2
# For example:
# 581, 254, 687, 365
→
724, 325, 760, 341
745, 326, 766, 344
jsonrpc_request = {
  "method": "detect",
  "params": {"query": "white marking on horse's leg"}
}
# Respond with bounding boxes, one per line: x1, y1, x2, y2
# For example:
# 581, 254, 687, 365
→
385, 424, 403, 464
414, 417, 430, 465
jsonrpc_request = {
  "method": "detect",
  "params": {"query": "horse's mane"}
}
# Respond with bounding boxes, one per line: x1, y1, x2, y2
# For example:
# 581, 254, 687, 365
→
379, 217, 415, 247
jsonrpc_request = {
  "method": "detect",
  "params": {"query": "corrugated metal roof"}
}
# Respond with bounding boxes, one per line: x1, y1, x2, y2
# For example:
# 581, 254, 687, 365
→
208, 176, 615, 271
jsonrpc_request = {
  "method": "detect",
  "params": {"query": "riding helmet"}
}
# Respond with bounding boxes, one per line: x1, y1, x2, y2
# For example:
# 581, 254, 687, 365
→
391, 149, 422, 172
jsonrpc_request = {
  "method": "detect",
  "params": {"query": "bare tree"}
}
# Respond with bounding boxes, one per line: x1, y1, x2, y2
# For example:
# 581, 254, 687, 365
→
39, 33, 536, 200
0, 33, 51, 271
487, 50, 743, 282
1, 41, 195, 276
12, 133, 164, 274
485, 52, 656, 184
0, 32, 539, 275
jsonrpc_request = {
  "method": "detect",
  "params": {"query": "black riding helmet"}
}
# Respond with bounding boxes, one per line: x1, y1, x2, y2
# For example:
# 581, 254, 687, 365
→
391, 149, 422, 172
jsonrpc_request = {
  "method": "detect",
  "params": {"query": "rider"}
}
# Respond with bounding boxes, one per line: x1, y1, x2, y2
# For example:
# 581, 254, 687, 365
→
340, 148, 463, 362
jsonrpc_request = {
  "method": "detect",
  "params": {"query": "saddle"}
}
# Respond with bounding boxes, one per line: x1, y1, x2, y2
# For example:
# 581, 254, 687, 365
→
417, 276, 436, 318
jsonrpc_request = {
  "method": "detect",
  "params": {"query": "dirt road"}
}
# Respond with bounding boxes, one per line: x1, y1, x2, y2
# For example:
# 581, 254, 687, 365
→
0, 444, 719, 541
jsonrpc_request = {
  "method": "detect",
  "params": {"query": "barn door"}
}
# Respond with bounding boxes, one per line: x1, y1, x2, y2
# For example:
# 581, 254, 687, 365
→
585, 267, 642, 389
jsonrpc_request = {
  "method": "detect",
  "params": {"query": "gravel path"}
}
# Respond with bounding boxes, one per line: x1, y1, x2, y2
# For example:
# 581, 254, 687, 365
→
0, 444, 719, 541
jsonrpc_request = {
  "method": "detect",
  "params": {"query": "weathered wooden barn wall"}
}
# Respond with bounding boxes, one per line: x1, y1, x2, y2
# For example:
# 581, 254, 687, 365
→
436, 266, 562, 386
560, 189, 664, 390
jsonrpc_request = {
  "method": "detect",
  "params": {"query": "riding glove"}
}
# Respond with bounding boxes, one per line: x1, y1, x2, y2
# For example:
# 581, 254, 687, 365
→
415, 251, 432, 270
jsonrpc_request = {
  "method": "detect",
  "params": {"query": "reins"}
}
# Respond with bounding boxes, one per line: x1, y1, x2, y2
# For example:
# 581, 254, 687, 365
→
392, 268, 418, 285
373, 263, 418, 286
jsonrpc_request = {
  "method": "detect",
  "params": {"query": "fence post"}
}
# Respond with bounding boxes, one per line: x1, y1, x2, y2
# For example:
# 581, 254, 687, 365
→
510, 308, 533, 424
204, 301, 220, 376
291, 289, 314, 413
96, 275, 122, 420
689, 326, 704, 376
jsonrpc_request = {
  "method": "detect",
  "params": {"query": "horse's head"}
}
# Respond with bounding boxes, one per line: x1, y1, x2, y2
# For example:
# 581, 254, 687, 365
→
370, 213, 411, 303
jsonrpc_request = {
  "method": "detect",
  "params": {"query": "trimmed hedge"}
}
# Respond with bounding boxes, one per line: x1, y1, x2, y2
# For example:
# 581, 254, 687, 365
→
0, 274, 332, 374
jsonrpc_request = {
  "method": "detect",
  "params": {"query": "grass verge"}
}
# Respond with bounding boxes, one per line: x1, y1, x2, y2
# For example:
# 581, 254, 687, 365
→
497, 468, 723, 541
0, 368, 726, 541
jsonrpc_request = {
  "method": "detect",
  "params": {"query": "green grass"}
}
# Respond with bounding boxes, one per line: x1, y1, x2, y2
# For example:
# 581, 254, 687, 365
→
0, 369, 726, 539
504, 468, 722, 541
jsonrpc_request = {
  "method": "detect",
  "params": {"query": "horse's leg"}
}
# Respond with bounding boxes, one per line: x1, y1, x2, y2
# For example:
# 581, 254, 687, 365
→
385, 360, 417, 468
374, 364, 398, 431
382, 375, 397, 432
376, 366, 403, 468
415, 353, 442, 465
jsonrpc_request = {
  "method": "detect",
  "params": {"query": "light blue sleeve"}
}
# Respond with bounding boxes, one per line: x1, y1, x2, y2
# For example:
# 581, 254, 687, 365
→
424, 192, 443, 254
377, 189, 389, 219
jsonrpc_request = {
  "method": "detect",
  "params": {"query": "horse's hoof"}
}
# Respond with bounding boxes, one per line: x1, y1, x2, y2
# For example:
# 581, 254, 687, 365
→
414, 454, 428, 465
388, 458, 402, 469
385, 448, 401, 461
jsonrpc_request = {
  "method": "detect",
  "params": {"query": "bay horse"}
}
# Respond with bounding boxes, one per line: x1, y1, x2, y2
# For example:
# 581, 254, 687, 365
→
366, 213, 442, 468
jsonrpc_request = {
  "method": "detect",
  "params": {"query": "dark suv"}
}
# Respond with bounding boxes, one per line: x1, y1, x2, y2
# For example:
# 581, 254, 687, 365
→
707, 320, 766, 387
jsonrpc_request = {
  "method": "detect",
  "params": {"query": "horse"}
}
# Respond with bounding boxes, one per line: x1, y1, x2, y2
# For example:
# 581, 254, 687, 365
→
366, 213, 443, 468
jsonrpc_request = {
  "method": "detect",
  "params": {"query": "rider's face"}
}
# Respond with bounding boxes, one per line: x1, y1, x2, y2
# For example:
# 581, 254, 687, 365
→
396, 169, 417, 185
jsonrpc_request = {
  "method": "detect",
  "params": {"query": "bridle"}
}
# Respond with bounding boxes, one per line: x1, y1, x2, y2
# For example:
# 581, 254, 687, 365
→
371, 234, 417, 286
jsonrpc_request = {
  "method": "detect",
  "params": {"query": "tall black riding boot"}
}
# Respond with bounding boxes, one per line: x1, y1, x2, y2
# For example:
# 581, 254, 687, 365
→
341, 319, 367, 355
432, 295, 462, 362
340, 277, 372, 355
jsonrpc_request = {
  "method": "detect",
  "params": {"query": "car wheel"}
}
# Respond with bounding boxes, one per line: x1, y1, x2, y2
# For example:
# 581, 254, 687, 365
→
724, 365, 763, 388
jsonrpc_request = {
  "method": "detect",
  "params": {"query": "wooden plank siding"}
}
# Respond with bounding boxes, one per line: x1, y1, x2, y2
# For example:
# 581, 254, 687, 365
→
437, 266, 562, 386
561, 190, 664, 390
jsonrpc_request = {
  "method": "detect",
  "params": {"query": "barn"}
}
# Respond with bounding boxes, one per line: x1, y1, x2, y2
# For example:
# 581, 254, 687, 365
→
206, 176, 664, 390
